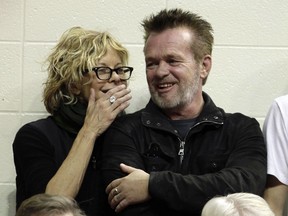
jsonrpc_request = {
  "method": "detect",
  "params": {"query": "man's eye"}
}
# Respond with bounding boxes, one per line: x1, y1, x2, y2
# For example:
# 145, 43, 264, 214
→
146, 63, 157, 69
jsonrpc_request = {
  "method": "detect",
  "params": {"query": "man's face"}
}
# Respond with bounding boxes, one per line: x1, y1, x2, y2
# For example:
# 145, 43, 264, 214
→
144, 27, 203, 110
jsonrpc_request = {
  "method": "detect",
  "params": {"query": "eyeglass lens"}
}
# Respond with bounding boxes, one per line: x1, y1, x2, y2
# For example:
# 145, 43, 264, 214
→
96, 67, 131, 80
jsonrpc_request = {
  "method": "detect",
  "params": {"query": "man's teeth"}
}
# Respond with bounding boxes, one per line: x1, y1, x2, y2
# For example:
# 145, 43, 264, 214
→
159, 83, 172, 88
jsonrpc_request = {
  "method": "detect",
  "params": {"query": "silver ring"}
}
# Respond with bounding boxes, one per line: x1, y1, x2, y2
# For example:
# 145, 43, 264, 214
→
114, 188, 119, 195
109, 95, 116, 104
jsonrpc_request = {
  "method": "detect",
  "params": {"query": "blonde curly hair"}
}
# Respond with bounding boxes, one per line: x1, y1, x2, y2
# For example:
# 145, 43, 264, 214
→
43, 26, 129, 114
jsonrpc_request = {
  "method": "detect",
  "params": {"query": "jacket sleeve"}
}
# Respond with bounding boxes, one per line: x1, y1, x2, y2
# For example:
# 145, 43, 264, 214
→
101, 119, 159, 216
148, 116, 267, 213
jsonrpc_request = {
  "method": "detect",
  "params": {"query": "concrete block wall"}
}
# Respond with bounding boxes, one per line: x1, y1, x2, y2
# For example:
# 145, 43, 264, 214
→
1, 0, 287, 215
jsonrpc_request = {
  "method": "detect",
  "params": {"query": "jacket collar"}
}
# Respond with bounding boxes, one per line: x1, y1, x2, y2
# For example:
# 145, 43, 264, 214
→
196, 92, 224, 124
142, 92, 224, 130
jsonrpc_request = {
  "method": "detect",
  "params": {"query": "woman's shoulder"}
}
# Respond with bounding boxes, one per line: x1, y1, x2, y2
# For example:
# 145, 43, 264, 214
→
20, 116, 56, 132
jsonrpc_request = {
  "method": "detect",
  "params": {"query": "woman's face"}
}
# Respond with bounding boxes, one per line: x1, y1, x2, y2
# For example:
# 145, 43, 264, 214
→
79, 47, 128, 102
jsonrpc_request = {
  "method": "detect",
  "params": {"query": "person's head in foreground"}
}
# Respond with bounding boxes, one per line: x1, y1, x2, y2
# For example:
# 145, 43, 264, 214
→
16, 193, 86, 216
201, 192, 275, 216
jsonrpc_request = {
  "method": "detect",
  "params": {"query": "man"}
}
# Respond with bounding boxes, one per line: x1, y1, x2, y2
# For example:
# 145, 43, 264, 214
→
263, 94, 288, 216
101, 8, 266, 216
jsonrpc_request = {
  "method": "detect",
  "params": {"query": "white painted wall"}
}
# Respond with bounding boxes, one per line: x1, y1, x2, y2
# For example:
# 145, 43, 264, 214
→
1, 0, 288, 215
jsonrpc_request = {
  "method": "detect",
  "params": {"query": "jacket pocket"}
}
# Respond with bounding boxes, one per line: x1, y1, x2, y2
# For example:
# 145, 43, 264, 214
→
141, 142, 174, 172
196, 153, 229, 174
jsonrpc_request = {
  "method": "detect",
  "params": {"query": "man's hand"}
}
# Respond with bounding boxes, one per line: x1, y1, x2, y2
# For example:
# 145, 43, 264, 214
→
105, 163, 151, 212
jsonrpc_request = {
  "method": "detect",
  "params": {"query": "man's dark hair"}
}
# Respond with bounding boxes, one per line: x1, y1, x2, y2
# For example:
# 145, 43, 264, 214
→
141, 8, 214, 64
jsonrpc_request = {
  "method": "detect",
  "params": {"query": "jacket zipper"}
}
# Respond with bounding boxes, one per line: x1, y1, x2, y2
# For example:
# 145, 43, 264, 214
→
176, 120, 223, 166
178, 140, 185, 165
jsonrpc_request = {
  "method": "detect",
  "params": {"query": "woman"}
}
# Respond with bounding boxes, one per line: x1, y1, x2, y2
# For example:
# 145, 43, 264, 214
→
12, 26, 133, 215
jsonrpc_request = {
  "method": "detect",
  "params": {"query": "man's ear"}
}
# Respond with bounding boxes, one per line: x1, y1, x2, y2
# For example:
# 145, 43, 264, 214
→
200, 55, 212, 80
70, 83, 81, 95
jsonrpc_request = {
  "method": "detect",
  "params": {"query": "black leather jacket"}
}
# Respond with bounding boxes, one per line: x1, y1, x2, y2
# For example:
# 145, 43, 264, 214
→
101, 92, 267, 216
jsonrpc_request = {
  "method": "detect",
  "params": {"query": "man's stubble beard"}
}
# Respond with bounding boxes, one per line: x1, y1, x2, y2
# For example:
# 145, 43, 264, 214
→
149, 72, 201, 110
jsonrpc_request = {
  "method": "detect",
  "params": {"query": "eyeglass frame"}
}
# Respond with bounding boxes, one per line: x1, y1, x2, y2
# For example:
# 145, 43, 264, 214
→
83, 66, 133, 81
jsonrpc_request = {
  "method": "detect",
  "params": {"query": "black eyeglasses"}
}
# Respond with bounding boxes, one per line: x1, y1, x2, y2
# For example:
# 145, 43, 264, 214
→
83, 66, 133, 81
